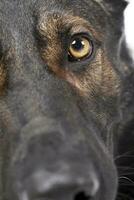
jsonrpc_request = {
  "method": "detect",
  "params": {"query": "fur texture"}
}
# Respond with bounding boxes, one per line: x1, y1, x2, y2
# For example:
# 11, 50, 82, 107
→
0, 1, 133, 200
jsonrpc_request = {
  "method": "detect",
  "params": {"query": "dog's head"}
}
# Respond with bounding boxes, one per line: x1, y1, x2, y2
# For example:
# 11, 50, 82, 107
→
0, 1, 128, 200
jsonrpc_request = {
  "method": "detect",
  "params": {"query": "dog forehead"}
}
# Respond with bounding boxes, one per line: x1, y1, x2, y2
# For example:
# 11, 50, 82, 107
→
0, 0, 108, 40
0, 0, 118, 30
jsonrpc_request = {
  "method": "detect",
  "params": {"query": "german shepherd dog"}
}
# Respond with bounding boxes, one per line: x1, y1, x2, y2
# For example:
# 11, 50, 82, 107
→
0, 0, 133, 199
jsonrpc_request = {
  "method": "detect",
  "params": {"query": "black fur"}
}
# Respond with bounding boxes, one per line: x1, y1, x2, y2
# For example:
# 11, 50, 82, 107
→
0, 1, 133, 200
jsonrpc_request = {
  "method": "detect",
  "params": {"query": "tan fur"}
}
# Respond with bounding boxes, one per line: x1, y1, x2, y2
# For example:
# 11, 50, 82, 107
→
38, 12, 103, 42
37, 12, 119, 99
0, 62, 6, 95
77, 49, 120, 97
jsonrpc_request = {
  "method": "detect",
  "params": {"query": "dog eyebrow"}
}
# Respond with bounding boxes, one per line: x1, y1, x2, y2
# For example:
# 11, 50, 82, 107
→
37, 13, 103, 43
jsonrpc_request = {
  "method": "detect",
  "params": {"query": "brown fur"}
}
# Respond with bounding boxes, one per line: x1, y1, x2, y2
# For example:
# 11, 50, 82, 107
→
0, 62, 6, 95
37, 13, 119, 98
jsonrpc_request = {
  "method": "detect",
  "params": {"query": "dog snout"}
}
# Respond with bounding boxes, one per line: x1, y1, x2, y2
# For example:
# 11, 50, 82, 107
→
20, 168, 99, 200
12, 127, 100, 200
10, 119, 117, 200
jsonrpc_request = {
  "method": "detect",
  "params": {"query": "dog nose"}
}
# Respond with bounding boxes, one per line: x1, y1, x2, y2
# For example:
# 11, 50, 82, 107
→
27, 170, 100, 200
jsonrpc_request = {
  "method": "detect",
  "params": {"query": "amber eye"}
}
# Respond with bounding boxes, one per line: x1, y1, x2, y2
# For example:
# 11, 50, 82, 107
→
68, 35, 93, 61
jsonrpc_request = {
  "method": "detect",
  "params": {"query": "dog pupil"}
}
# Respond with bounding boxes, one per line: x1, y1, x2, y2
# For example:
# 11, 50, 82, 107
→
71, 38, 84, 51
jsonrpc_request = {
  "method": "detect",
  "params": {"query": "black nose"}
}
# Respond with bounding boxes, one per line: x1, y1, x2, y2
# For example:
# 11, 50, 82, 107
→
25, 169, 99, 200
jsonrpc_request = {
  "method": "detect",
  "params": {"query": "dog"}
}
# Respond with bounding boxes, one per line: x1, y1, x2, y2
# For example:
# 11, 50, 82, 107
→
0, 0, 132, 199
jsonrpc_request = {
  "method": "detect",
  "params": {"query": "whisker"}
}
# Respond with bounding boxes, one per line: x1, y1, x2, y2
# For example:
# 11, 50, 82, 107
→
115, 154, 134, 161
117, 166, 134, 170
119, 172, 134, 176
119, 176, 134, 184
114, 150, 134, 161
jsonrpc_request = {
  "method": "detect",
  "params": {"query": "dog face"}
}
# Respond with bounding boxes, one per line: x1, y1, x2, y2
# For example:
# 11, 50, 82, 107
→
0, 0, 127, 200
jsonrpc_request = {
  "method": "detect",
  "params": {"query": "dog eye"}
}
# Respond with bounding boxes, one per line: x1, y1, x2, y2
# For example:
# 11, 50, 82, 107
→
68, 35, 93, 61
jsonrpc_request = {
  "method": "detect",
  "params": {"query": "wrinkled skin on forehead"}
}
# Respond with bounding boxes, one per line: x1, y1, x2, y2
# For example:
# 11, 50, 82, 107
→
0, 0, 128, 200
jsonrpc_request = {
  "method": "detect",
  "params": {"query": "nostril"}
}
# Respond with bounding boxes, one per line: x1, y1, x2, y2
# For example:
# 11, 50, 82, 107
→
33, 191, 92, 200
30, 170, 99, 200
74, 191, 91, 200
